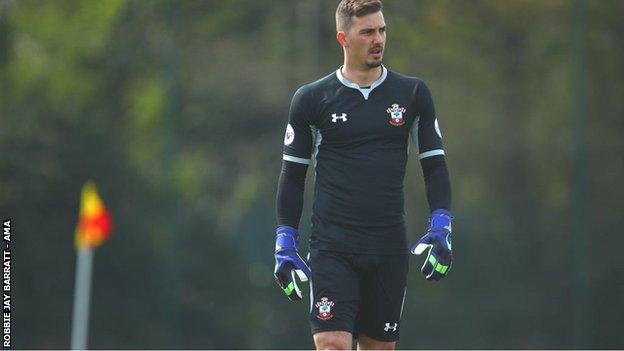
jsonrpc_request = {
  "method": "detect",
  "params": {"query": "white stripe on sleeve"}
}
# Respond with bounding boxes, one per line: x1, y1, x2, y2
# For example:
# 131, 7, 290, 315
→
283, 154, 311, 165
418, 149, 445, 160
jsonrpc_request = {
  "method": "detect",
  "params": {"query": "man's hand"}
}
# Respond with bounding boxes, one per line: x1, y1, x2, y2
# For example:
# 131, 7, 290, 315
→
274, 226, 312, 301
410, 209, 453, 281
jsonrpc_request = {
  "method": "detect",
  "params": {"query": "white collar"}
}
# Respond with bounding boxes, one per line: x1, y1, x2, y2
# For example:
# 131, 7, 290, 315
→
335, 65, 387, 100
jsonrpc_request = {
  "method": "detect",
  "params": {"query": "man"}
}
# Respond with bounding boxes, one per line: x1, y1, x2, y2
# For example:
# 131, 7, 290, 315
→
274, 0, 453, 349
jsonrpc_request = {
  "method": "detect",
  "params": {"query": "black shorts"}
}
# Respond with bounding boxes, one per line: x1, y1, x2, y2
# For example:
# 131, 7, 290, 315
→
308, 248, 409, 342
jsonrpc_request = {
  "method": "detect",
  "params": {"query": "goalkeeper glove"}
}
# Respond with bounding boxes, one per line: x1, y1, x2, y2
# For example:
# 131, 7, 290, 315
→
274, 226, 311, 301
411, 209, 453, 281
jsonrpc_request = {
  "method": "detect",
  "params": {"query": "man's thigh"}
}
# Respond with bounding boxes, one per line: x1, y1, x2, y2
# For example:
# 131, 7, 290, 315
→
308, 249, 360, 336
355, 253, 409, 342
357, 333, 395, 350
314, 331, 353, 350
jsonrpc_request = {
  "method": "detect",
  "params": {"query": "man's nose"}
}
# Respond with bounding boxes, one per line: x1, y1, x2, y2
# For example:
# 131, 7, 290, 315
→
372, 31, 384, 44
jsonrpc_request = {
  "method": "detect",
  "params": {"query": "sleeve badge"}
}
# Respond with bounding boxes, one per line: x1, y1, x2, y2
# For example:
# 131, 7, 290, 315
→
284, 124, 295, 145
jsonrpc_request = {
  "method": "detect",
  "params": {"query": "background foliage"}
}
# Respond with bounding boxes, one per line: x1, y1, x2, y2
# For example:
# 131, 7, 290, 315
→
1, 0, 623, 348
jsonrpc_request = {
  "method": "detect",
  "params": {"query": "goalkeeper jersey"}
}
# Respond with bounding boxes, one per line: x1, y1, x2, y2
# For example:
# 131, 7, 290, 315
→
282, 66, 445, 254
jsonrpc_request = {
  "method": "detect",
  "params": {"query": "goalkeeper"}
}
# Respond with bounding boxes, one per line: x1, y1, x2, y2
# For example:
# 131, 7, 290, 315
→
274, 0, 453, 349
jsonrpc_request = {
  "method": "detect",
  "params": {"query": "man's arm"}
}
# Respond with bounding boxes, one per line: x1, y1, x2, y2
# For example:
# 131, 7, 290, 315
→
276, 160, 307, 228
273, 87, 314, 300
410, 80, 452, 211
277, 85, 315, 227
420, 155, 451, 211
410, 81, 453, 280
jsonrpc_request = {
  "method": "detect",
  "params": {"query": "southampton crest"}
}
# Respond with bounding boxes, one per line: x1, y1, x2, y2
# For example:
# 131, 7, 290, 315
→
315, 297, 335, 320
386, 103, 406, 126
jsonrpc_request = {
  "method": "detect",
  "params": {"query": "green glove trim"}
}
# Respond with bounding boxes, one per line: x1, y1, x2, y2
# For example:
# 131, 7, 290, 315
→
428, 254, 449, 274
283, 281, 295, 295
446, 233, 452, 251
436, 263, 449, 274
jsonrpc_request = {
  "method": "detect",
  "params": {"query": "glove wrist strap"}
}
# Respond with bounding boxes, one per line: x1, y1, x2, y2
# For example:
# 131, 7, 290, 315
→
275, 226, 299, 251
430, 209, 453, 232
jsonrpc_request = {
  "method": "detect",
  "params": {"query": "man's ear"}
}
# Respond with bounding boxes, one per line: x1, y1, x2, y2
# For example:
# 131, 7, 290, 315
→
336, 31, 348, 47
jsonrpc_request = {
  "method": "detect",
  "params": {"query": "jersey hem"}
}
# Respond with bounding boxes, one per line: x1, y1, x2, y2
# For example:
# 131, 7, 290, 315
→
309, 242, 410, 255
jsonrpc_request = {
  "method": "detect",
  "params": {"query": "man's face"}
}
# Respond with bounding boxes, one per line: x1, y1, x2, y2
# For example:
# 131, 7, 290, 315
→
343, 11, 386, 69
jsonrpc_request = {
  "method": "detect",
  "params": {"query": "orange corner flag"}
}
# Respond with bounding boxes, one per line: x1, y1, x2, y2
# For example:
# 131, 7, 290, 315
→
75, 181, 113, 249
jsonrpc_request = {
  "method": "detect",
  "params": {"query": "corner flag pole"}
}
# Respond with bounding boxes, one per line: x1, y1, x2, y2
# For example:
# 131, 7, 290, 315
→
571, 0, 590, 347
70, 247, 94, 350
70, 181, 113, 350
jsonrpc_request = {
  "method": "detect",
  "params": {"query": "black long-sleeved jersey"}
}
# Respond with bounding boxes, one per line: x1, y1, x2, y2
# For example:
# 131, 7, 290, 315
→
277, 66, 450, 254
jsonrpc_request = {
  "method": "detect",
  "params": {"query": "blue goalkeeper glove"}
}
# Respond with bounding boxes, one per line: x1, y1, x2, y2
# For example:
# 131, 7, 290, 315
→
410, 209, 453, 281
274, 226, 312, 301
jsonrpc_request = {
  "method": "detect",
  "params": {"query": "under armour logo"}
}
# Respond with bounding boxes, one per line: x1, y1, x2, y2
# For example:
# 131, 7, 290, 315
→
384, 322, 398, 332
331, 113, 348, 123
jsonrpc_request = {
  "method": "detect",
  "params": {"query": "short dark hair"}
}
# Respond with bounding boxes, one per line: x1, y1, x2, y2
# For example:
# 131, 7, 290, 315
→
335, 0, 383, 32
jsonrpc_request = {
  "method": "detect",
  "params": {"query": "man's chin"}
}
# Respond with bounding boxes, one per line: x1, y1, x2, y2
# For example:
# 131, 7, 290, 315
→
365, 59, 383, 68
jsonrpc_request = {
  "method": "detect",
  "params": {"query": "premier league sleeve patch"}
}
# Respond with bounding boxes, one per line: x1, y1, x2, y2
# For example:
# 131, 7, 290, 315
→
434, 118, 443, 138
284, 124, 295, 145
315, 297, 335, 320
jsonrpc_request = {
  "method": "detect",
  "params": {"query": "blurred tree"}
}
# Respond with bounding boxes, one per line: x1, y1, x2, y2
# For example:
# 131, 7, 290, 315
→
1, 0, 622, 349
